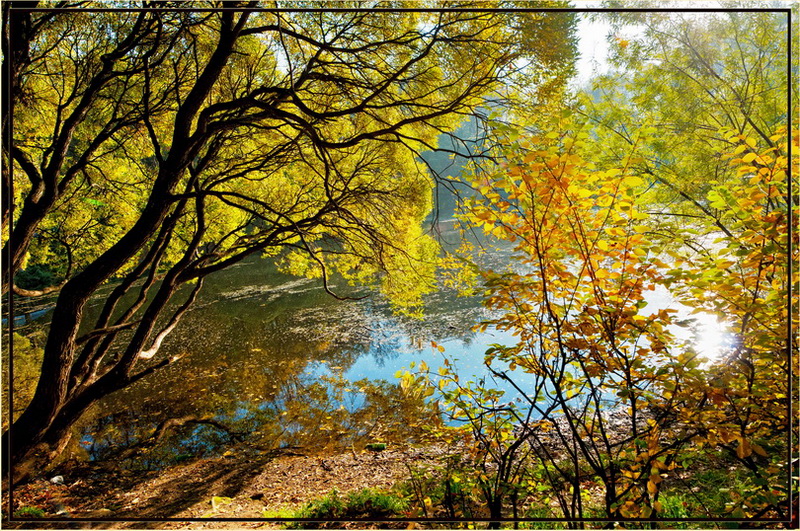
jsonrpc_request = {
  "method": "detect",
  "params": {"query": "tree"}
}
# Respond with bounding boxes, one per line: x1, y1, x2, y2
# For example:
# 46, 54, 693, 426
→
425, 126, 701, 522
393, 9, 793, 525
661, 127, 795, 520
575, 10, 790, 217
2, 1, 578, 476
571, 11, 795, 519
421, 119, 793, 523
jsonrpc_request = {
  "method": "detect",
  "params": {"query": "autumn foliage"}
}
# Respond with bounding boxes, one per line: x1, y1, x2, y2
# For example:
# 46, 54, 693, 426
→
403, 123, 794, 524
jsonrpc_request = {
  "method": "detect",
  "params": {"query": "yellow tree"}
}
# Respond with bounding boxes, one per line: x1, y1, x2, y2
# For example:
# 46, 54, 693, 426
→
426, 122, 794, 523
425, 126, 696, 522
2, 1, 577, 477
661, 126, 796, 520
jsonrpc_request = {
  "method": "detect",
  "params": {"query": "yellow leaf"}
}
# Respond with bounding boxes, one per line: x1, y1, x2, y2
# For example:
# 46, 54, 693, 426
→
736, 439, 752, 459
211, 496, 232, 511
719, 430, 735, 444
623, 175, 644, 187
751, 442, 768, 457
597, 240, 609, 251
741, 152, 757, 163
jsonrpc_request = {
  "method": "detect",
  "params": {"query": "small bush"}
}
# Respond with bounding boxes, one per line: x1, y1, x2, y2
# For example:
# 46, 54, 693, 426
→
14, 506, 46, 518
289, 488, 408, 528
14, 264, 55, 291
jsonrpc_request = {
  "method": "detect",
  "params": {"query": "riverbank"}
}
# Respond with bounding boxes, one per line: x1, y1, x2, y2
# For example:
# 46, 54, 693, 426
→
7, 441, 460, 529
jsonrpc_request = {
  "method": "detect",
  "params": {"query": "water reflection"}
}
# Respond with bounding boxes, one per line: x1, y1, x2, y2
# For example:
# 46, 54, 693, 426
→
78, 371, 443, 471
73, 256, 486, 469
62, 248, 731, 469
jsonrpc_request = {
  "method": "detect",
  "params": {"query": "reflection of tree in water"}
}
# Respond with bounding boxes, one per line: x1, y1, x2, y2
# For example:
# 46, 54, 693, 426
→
77, 369, 439, 472
68, 256, 486, 469
73, 289, 439, 470
76, 409, 245, 472
365, 290, 489, 366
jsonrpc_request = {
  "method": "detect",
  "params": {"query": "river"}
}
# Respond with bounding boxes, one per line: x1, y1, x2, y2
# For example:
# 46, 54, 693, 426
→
10, 230, 732, 471
64, 243, 523, 470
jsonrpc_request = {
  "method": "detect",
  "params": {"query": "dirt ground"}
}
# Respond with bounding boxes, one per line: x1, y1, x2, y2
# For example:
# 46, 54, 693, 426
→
6, 442, 460, 530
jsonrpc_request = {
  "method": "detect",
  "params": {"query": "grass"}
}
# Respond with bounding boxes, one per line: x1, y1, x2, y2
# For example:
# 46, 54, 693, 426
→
272, 488, 409, 529
518, 506, 569, 529
13, 506, 46, 518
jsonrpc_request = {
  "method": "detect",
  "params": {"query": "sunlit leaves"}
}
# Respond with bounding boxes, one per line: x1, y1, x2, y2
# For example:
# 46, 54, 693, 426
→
427, 115, 793, 521
580, 11, 788, 217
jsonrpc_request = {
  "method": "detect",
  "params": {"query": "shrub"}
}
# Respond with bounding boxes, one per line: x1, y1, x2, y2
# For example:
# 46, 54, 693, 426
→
13, 506, 46, 518
289, 488, 408, 528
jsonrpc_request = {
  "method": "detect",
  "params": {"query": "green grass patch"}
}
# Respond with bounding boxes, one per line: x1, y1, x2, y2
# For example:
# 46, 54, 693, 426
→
13, 506, 46, 518
280, 488, 408, 529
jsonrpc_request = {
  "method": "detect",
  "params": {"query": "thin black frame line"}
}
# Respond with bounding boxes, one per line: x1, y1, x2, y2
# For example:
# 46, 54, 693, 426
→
3, 5, 794, 526
6, 6, 793, 13
787, 5, 796, 529
4, 0, 16, 518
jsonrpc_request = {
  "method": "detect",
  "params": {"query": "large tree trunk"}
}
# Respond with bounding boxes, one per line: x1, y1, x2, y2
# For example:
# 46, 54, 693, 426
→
5, 391, 101, 484
7, 205, 167, 460
487, 496, 504, 529
3, 7, 246, 474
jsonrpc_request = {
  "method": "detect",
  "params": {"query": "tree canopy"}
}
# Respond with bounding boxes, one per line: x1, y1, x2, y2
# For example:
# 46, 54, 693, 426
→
2, 1, 578, 475
398, 8, 794, 524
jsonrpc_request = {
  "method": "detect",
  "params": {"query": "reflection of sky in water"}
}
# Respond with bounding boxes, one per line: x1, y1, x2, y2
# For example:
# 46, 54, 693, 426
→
337, 284, 733, 387
74, 250, 737, 467
341, 317, 537, 399
292, 276, 736, 410
645, 285, 733, 364
349, 326, 488, 379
